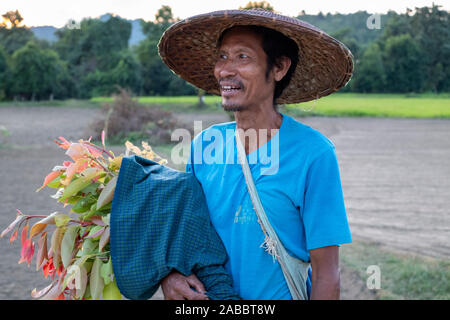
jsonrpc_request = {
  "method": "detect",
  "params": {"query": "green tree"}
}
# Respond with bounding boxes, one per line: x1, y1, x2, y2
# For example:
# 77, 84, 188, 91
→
110, 50, 143, 94
409, 5, 449, 92
351, 43, 386, 93
0, 45, 9, 99
0, 10, 34, 55
82, 50, 143, 97
136, 5, 195, 96
54, 15, 133, 97
11, 41, 69, 100
383, 34, 425, 93
377, 5, 449, 92
331, 27, 360, 60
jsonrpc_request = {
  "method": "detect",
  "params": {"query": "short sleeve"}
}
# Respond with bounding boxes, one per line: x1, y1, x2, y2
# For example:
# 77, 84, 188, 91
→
302, 147, 352, 251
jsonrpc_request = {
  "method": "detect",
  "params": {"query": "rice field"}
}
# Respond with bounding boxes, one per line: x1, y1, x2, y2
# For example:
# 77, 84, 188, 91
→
90, 93, 450, 118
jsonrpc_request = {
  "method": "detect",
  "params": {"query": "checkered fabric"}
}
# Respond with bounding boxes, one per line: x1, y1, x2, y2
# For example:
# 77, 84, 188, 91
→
110, 155, 240, 300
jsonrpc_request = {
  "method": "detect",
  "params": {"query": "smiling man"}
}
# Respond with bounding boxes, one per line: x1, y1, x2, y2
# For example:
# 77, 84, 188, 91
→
158, 9, 353, 300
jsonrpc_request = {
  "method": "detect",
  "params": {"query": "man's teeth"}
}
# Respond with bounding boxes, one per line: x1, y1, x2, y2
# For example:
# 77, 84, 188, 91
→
222, 86, 240, 90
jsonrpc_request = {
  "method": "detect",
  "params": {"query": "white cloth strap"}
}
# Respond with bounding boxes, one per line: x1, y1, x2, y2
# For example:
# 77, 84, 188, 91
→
235, 129, 310, 300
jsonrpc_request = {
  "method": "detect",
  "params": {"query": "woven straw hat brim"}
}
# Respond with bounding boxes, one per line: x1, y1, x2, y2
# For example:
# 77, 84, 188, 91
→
158, 10, 354, 104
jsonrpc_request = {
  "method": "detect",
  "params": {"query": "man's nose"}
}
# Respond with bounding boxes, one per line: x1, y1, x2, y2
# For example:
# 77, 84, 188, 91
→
216, 59, 237, 79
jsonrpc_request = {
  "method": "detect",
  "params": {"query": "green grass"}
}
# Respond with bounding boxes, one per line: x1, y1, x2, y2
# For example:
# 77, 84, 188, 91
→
286, 93, 450, 118
2, 93, 449, 118
91, 95, 223, 113
340, 240, 450, 299
0, 98, 101, 108
93, 93, 450, 118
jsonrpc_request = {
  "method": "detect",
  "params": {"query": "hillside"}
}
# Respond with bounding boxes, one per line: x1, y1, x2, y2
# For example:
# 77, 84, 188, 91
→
31, 14, 146, 47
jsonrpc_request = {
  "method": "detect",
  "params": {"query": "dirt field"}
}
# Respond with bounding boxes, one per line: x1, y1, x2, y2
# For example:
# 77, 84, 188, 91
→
1, 106, 448, 300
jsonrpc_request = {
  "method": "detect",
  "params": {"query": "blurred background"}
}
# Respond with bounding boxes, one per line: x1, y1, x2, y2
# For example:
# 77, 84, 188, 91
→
0, 0, 449, 300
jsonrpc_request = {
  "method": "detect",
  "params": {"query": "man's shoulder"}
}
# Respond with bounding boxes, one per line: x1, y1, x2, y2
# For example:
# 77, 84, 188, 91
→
283, 114, 335, 154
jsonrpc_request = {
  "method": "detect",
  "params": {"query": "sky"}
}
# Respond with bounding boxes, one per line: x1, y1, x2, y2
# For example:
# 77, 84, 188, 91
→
1, 0, 448, 27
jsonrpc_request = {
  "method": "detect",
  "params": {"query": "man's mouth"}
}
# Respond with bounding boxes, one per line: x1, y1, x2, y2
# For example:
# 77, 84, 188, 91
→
221, 85, 241, 93
219, 80, 243, 95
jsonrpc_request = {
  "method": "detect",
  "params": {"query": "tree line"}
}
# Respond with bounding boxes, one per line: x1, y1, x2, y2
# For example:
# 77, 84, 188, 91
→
0, 3, 448, 101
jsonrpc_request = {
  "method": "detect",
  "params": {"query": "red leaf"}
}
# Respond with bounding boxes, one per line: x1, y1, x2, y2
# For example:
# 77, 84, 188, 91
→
19, 238, 35, 266
36, 170, 61, 192
20, 223, 29, 246
42, 257, 54, 279
85, 144, 103, 158
36, 232, 48, 271
54, 137, 71, 149
55, 292, 65, 300
9, 230, 18, 243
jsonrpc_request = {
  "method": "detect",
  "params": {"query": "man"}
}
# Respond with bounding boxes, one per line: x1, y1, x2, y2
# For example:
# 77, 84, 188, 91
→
158, 10, 353, 300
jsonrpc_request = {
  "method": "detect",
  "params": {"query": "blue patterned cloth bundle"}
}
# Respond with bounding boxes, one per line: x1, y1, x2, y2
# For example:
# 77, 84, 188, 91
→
110, 155, 240, 300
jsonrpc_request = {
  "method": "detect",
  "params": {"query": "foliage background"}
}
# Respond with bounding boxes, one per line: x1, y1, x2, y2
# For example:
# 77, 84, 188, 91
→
0, 2, 448, 101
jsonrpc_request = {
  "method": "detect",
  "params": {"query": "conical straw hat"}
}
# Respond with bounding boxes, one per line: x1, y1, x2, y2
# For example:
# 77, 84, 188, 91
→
159, 9, 354, 104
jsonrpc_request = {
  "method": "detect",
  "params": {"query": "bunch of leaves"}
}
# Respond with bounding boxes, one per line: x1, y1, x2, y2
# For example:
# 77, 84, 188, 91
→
1, 132, 166, 300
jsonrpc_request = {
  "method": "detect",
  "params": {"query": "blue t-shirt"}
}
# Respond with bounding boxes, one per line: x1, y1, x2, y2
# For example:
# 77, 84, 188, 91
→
186, 113, 352, 300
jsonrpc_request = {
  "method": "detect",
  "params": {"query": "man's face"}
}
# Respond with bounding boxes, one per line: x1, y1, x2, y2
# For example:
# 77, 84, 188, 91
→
214, 27, 275, 112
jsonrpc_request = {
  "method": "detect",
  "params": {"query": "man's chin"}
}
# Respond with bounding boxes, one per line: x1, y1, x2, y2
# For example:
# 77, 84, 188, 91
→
222, 102, 246, 112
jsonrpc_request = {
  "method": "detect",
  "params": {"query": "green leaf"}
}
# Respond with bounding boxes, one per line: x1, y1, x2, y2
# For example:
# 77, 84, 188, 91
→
102, 279, 121, 300
54, 214, 71, 227
66, 195, 82, 205
81, 203, 98, 220
100, 257, 113, 285
76, 265, 88, 299
47, 176, 62, 188
80, 238, 97, 256
102, 215, 110, 226
83, 283, 91, 300
50, 227, 65, 269
99, 226, 110, 252
90, 257, 104, 300
72, 195, 96, 214
97, 176, 117, 210
87, 225, 104, 240
80, 182, 100, 196
97, 202, 112, 213
61, 225, 79, 268
59, 171, 102, 202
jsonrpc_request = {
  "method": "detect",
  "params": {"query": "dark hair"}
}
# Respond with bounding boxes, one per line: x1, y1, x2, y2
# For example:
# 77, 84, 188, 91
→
217, 25, 299, 103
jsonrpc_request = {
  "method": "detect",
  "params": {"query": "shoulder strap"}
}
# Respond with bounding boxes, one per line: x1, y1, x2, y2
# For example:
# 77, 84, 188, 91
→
235, 130, 310, 300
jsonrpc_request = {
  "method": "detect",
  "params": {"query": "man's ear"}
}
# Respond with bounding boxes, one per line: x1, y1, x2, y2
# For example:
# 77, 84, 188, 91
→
273, 56, 291, 82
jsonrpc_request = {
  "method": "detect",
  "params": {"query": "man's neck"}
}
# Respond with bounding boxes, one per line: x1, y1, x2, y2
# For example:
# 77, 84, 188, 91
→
234, 104, 283, 155
234, 105, 282, 131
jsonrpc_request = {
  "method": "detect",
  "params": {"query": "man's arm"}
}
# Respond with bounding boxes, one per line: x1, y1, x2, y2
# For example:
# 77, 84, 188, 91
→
161, 271, 209, 300
309, 245, 340, 300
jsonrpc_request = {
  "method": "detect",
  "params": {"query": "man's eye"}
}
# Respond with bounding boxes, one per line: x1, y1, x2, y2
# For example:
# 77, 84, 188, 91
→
239, 54, 248, 59
219, 54, 227, 60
